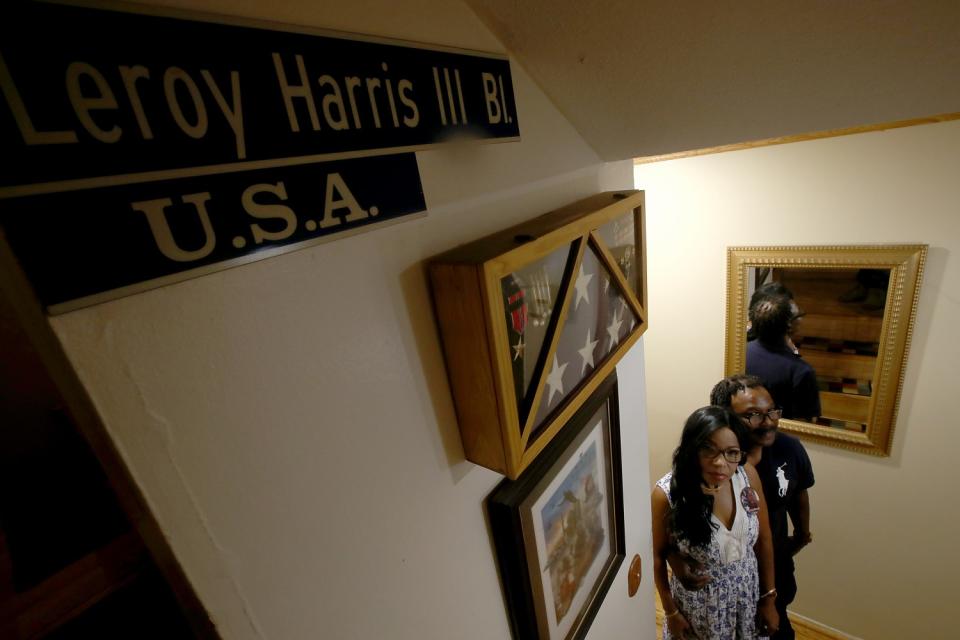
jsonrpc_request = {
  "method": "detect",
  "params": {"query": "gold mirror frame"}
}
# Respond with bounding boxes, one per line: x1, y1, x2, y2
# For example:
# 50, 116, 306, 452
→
725, 245, 927, 456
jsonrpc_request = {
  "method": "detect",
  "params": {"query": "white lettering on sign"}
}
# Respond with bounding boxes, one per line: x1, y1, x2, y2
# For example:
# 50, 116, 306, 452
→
1, 53, 248, 158
432, 66, 467, 126
2, 40, 515, 185
119, 65, 154, 140
398, 79, 419, 127
271, 52, 419, 135
164, 67, 208, 139
344, 76, 363, 129
319, 173, 370, 229
382, 63, 399, 128
482, 72, 500, 123
66, 62, 122, 143
201, 70, 245, 159
242, 182, 297, 244
481, 72, 512, 124
0, 53, 79, 145
318, 75, 350, 131
131, 173, 379, 264
131, 193, 217, 262
272, 53, 321, 133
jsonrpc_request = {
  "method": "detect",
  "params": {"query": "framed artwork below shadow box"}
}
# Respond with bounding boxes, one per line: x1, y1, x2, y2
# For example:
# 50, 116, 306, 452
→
487, 372, 625, 640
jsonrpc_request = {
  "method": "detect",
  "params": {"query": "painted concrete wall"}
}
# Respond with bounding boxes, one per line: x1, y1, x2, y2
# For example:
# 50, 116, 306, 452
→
636, 119, 960, 639
45, 1, 654, 638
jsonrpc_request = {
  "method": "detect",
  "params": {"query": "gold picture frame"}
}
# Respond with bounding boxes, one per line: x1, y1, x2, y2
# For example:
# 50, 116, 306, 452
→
725, 245, 926, 456
430, 191, 646, 479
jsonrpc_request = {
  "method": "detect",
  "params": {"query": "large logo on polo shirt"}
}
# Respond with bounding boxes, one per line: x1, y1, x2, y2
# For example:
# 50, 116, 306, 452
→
776, 463, 789, 497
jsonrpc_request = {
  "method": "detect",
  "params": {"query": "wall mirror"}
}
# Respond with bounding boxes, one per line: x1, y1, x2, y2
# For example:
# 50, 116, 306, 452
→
725, 245, 926, 456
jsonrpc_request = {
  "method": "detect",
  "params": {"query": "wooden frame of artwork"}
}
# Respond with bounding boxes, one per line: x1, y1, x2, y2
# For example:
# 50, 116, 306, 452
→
487, 372, 624, 640
725, 244, 927, 456
429, 191, 646, 479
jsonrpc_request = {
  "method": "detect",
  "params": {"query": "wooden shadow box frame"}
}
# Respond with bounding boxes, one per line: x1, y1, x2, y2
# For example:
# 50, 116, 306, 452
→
429, 191, 646, 479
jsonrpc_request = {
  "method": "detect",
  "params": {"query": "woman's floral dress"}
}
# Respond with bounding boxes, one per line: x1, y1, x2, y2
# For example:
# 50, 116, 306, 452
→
657, 466, 767, 640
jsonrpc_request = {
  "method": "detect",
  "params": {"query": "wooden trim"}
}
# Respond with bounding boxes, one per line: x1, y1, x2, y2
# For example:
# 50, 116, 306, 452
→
635, 202, 648, 315
429, 263, 507, 474
634, 112, 960, 164
789, 611, 864, 640
0, 230, 219, 639
434, 191, 644, 266
0, 533, 144, 639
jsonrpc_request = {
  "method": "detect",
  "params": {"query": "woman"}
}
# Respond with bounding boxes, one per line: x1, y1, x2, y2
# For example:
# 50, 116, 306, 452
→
652, 406, 779, 639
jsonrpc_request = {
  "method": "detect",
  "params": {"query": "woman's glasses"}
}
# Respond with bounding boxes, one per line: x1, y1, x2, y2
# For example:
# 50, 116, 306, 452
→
698, 445, 744, 464
738, 408, 783, 427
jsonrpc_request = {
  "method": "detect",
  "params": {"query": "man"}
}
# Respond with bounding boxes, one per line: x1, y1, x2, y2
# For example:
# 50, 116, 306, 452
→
746, 281, 792, 342
709, 374, 814, 640
746, 289, 820, 421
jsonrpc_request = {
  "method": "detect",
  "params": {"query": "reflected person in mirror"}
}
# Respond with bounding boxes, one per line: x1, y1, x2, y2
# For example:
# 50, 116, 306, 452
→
653, 406, 779, 639
708, 375, 815, 640
745, 287, 820, 421
746, 282, 792, 343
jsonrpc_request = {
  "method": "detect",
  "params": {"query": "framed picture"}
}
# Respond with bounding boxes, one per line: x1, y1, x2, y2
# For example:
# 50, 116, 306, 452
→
487, 372, 625, 640
430, 191, 646, 479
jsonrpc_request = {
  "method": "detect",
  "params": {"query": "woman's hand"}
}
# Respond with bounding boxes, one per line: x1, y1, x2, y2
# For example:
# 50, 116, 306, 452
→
666, 610, 699, 639
667, 551, 711, 591
755, 597, 779, 637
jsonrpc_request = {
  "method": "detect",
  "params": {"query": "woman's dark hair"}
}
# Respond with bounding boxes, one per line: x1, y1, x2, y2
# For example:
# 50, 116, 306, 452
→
668, 406, 749, 549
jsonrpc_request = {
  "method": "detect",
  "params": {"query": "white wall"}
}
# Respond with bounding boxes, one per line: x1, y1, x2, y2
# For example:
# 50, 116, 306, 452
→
45, 1, 654, 638
635, 120, 960, 639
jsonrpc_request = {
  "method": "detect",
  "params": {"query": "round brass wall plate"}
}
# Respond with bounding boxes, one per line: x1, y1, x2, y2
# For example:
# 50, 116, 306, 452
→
627, 554, 642, 597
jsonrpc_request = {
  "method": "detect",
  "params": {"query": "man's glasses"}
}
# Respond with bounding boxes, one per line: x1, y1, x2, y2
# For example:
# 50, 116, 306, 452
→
698, 445, 744, 464
738, 408, 783, 427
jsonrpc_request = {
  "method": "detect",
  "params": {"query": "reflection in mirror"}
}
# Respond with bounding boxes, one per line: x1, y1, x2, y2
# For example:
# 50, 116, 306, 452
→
746, 267, 890, 433
726, 246, 927, 456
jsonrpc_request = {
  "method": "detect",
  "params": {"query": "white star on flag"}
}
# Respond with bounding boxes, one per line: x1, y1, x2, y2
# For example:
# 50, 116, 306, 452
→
512, 335, 525, 361
607, 309, 623, 350
573, 266, 593, 310
578, 329, 599, 375
545, 354, 568, 406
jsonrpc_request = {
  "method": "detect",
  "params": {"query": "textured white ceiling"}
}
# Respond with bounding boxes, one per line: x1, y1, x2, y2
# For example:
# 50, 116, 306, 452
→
466, 0, 960, 160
